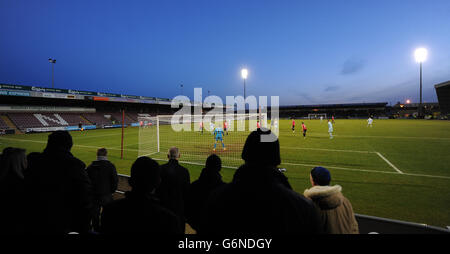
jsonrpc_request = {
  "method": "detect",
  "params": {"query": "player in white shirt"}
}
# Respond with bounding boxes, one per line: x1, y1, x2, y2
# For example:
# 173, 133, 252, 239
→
328, 120, 334, 139
367, 117, 373, 127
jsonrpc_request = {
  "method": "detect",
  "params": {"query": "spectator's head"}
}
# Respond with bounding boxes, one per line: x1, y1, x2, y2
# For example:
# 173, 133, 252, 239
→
310, 167, 331, 186
97, 148, 108, 160
241, 128, 281, 167
45, 131, 73, 152
205, 154, 222, 172
168, 147, 180, 160
0, 147, 27, 182
129, 156, 161, 193
97, 148, 107, 157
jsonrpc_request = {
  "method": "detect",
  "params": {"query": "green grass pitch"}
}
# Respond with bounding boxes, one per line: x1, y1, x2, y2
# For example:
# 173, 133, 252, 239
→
1, 119, 449, 228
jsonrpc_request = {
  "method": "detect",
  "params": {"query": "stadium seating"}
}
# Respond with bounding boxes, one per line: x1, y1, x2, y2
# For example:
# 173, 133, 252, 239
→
7, 113, 89, 130
4, 112, 141, 130
8, 113, 46, 129
126, 112, 138, 122
82, 113, 113, 126
57, 113, 90, 126
106, 112, 134, 125
0, 116, 10, 129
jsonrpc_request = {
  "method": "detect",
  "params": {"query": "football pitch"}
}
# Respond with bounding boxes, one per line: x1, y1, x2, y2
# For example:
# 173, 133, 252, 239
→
1, 119, 449, 228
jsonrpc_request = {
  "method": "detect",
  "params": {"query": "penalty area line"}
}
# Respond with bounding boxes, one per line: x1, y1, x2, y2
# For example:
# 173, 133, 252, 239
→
375, 152, 404, 174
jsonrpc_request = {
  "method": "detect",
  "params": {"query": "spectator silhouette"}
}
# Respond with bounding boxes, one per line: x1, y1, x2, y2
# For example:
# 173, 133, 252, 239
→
200, 128, 322, 234
25, 131, 93, 234
100, 156, 181, 234
185, 154, 225, 232
303, 166, 359, 234
0, 147, 27, 235
155, 147, 190, 233
86, 148, 118, 232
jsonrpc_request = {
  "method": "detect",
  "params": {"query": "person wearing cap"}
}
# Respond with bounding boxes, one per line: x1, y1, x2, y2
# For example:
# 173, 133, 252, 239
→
304, 167, 359, 234
185, 154, 225, 232
200, 128, 322, 234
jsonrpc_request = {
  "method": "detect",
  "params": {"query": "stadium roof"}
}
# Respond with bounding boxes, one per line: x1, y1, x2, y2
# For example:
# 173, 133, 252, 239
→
434, 80, 450, 89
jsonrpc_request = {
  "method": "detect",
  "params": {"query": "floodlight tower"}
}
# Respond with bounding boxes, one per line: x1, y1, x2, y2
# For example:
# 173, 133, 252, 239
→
414, 48, 427, 118
48, 58, 56, 88
241, 68, 248, 99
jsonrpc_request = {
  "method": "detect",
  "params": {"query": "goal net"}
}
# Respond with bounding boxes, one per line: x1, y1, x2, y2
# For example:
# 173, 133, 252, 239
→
138, 113, 267, 168
308, 113, 327, 120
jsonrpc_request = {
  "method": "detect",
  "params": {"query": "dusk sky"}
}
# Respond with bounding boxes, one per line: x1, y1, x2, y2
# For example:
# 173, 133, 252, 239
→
1, 0, 450, 106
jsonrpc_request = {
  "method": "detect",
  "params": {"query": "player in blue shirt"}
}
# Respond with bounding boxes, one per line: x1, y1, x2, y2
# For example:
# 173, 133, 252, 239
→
213, 127, 226, 151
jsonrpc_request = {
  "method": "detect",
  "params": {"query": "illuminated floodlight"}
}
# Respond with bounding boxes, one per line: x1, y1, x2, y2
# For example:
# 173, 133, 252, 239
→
241, 68, 248, 79
406, 99, 411, 104
414, 48, 428, 63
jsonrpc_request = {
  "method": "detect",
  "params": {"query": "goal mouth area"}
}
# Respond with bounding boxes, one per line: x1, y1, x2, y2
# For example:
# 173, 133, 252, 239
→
137, 114, 268, 168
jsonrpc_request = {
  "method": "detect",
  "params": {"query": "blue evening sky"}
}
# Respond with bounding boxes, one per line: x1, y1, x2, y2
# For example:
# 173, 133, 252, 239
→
1, 0, 450, 106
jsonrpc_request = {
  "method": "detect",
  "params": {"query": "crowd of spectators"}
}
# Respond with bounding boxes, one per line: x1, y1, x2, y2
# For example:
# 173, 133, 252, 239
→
0, 129, 358, 235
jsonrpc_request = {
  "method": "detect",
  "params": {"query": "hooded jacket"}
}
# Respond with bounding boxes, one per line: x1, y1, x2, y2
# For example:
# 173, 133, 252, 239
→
303, 185, 359, 234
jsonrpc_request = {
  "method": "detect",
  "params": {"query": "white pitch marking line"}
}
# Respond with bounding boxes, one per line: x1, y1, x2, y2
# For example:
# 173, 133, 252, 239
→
281, 162, 393, 174
281, 146, 375, 154
375, 152, 403, 174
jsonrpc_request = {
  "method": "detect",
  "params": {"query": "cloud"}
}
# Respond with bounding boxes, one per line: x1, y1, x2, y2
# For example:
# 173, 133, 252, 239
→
341, 57, 366, 75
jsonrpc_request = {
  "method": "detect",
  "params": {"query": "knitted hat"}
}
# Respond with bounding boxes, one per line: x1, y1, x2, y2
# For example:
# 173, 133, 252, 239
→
241, 128, 281, 166
311, 166, 331, 186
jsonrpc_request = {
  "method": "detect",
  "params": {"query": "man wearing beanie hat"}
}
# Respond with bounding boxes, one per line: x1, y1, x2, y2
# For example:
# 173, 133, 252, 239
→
304, 167, 359, 234
200, 128, 322, 234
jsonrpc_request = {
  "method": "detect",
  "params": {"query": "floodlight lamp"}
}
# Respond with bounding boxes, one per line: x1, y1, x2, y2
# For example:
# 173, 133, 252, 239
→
241, 68, 248, 79
414, 48, 427, 63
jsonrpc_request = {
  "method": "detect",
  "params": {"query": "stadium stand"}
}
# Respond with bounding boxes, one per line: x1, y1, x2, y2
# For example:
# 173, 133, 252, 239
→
7, 113, 90, 131
126, 112, 138, 122
8, 113, 45, 129
57, 113, 90, 126
106, 112, 134, 125
269, 102, 389, 119
435, 80, 450, 118
81, 113, 113, 127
